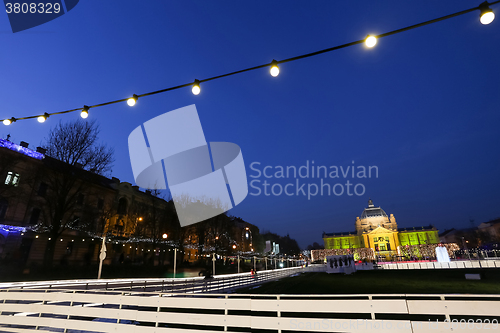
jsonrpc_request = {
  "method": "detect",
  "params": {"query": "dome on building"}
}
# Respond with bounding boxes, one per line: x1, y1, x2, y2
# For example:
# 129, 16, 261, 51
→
360, 199, 388, 219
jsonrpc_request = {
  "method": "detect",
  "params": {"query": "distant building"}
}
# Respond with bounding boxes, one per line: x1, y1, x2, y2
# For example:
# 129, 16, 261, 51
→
478, 218, 500, 243
439, 228, 461, 244
322, 199, 439, 259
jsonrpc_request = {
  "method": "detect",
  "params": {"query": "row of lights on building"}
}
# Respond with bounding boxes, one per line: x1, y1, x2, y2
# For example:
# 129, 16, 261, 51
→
2, 4, 494, 126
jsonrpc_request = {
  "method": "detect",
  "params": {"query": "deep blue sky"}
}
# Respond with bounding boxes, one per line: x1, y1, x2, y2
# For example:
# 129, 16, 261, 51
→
1, 1, 499, 248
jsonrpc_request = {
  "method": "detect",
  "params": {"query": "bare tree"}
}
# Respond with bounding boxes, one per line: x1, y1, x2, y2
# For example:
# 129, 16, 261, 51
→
44, 119, 114, 175
36, 119, 114, 267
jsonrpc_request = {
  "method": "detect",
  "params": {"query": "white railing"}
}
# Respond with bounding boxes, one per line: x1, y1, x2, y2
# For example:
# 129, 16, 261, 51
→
0, 290, 499, 332
0, 266, 318, 293
377, 259, 500, 270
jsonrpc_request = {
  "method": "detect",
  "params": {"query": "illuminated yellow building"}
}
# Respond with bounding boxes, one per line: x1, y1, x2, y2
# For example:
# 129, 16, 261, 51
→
323, 199, 439, 258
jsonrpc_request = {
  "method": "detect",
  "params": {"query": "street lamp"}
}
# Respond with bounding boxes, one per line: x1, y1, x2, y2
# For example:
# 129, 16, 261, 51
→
162, 233, 168, 239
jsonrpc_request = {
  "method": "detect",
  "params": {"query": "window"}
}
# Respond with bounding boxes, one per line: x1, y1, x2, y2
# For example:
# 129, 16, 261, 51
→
29, 208, 41, 224
97, 198, 104, 210
5, 172, 20, 187
117, 197, 128, 215
38, 182, 48, 196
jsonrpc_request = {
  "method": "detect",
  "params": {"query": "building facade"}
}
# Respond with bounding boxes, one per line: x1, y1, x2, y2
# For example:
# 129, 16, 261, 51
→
0, 138, 261, 270
0, 138, 179, 268
323, 199, 439, 259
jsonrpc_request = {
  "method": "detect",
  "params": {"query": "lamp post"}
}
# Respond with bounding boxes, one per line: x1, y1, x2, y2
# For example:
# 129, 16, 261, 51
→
173, 248, 177, 278
161, 233, 167, 266
212, 253, 216, 276
97, 236, 106, 279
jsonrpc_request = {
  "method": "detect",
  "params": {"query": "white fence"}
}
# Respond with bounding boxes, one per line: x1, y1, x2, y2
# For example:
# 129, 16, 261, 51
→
0, 290, 499, 333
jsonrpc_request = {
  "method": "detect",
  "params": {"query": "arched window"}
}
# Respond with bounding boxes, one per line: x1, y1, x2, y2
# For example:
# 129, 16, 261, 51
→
117, 197, 128, 215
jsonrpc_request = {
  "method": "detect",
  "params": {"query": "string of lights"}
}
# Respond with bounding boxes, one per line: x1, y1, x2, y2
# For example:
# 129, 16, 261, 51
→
23, 225, 306, 259
1, 1, 498, 126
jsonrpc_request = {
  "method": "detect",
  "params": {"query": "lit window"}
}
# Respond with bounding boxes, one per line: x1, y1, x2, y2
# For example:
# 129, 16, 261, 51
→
5, 172, 20, 187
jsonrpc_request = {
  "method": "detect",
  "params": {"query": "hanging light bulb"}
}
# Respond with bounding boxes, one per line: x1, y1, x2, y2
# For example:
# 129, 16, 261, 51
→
127, 94, 138, 106
192, 79, 201, 95
80, 106, 89, 119
365, 35, 377, 48
3, 117, 15, 126
479, 2, 495, 25
270, 60, 280, 77
38, 113, 49, 123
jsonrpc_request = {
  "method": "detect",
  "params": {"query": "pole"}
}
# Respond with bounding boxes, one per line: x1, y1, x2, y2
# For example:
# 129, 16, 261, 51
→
212, 253, 216, 276
265, 256, 268, 270
237, 254, 240, 273
173, 248, 177, 278
97, 236, 106, 279
253, 256, 256, 272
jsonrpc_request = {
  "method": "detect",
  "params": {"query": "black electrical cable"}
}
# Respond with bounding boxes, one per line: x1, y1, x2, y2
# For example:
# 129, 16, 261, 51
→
2, 1, 498, 124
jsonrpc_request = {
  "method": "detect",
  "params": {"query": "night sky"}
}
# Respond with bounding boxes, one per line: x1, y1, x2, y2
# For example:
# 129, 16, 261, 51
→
1, 1, 499, 248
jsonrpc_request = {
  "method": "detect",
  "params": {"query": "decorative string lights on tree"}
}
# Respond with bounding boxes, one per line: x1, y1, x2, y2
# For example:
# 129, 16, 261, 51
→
1, 1, 497, 125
